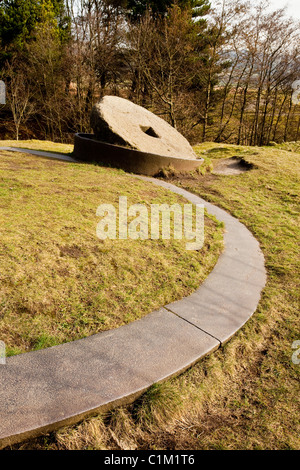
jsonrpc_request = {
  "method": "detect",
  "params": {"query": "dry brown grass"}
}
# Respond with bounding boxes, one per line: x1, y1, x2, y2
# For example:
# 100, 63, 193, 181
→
0, 148, 223, 355
5, 142, 300, 450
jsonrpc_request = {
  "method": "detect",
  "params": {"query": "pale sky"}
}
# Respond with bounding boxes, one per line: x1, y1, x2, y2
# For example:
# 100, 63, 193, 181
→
264, 0, 300, 19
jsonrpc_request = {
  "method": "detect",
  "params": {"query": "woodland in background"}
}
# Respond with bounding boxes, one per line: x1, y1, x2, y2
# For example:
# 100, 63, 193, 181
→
0, 0, 299, 145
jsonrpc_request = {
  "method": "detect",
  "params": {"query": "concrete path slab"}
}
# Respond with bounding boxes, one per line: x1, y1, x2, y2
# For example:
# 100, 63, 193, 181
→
0, 147, 266, 448
0, 309, 218, 448
0, 146, 77, 163
165, 244, 265, 344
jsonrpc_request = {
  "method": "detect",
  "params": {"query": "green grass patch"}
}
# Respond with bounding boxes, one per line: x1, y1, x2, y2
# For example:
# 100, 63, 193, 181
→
0, 139, 74, 155
5, 141, 299, 451
0, 149, 223, 355
142, 141, 300, 450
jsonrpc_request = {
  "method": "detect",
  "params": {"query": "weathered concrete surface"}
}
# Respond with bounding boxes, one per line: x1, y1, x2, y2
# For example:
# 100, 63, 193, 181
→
0, 148, 266, 448
0, 309, 219, 448
136, 177, 267, 345
90, 96, 197, 160
166, 243, 265, 344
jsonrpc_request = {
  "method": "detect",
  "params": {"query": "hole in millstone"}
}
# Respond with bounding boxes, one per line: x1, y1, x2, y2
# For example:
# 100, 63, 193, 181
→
140, 126, 160, 138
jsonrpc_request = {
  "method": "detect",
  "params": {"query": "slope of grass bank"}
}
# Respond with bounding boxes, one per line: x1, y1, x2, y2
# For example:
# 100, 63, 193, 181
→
0, 149, 223, 355
4, 141, 300, 450
0, 139, 73, 155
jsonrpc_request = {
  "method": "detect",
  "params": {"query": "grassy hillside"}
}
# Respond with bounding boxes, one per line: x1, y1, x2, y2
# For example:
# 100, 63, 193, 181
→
3, 141, 300, 450
0, 147, 222, 355
0, 140, 74, 155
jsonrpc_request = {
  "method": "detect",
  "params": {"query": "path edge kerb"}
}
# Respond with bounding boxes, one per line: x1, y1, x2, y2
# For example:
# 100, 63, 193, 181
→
0, 148, 267, 449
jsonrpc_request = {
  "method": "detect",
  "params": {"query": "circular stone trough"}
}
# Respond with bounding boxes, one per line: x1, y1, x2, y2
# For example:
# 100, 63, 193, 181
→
73, 133, 203, 176
74, 96, 203, 176
0, 148, 267, 449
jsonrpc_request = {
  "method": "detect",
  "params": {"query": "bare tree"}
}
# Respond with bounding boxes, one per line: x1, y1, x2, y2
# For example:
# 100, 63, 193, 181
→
210, 0, 300, 145
199, 0, 247, 141
127, 5, 207, 131
5, 59, 35, 140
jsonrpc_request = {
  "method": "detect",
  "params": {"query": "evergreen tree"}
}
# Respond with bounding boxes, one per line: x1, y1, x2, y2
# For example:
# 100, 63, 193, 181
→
0, 0, 70, 54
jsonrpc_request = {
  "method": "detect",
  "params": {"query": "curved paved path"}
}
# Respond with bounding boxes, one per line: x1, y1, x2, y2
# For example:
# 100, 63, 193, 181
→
0, 148, 266, 448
